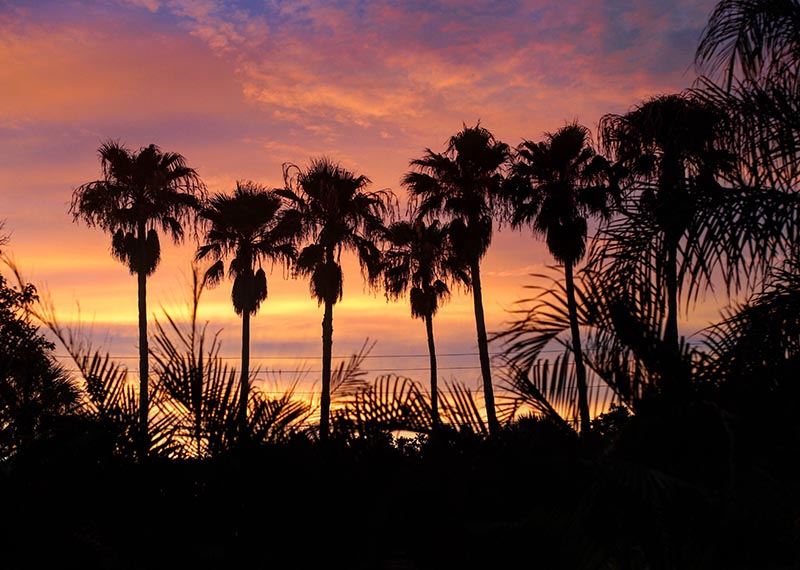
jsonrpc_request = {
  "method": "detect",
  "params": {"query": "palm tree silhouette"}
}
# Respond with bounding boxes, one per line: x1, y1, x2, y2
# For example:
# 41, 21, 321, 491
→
403, 123, 510, 435
278, 158, 394, 440
70, 141, 203, 459
196, 181, 298, 442
597, 94, 742, 390
382, 218, 469, 429
507, 122, 615, 435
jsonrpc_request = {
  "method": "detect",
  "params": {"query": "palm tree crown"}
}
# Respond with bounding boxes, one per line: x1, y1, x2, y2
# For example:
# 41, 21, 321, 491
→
509, 122, 614, 264
383, 219, 467, 319
197, 181, 297, 315
280, 158, 393, 304
71, 141, 203, 276
404, 123, 510, 261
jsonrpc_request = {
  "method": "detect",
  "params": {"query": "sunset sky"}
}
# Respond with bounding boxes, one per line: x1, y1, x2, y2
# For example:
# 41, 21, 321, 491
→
1, 0, 723, 396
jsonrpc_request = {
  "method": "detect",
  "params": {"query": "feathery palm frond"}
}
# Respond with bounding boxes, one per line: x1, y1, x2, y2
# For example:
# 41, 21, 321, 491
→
331, 375, 431, 441
698, 259, 800, 395
249, 382, 312, 445
150, 312, 239, 458
695, 0, 800, 89
330, 338, 377, 400
497, 349, 618, 432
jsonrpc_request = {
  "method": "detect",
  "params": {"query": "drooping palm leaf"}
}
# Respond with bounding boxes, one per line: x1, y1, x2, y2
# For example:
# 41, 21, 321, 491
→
150, 312, 239, 458
249, 383, 312, 445
497, 349, 618, 432
695, 0, 800, 89
698, 259, 800, 393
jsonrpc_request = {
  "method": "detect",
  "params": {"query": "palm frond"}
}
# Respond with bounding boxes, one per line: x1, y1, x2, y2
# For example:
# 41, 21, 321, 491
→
331, 374, 431, 440
438, 379, 489, 436
330, 338, 376, 399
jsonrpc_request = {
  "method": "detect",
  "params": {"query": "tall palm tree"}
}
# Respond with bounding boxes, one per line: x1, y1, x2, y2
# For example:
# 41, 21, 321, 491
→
278, 157, 394, 440
403, 123, 510, 435
196, 181, 298, 441
71, 141, 203, 459
507, 122, 615, 435
597, 93, 745, 391
382, 218, 469, 429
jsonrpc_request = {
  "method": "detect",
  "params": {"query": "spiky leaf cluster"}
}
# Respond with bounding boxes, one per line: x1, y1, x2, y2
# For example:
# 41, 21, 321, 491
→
71, 141, 204, 275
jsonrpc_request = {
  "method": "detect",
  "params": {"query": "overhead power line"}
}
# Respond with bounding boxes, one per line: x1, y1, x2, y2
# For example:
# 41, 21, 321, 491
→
53, 343, 703, 362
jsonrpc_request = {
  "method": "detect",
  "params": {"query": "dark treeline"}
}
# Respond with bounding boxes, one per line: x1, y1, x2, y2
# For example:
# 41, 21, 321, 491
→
2, 1, 800, 568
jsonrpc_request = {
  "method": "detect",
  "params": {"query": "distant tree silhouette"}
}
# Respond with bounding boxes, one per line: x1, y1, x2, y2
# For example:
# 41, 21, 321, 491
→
0, 270, 80, 459
382, 218, 469, 429
70, 141, 204, 459
279, 158, 394, 440
196, 181, 298, 442
506, 122, 616, 435
403, 123, 510, 435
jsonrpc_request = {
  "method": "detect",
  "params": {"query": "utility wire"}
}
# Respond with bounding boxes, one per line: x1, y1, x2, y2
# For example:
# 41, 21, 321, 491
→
51, 342, 704, 361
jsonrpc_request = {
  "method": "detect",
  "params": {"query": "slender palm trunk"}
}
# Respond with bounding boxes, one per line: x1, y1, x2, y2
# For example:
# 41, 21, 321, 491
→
565, 262, 591, 436
194, 365, 202, 458
664, 244, 679, 351
320, 299, 334, 441
470, 257, 499, 435
424, 313, 440, 430
664, 243, 684, 393
137, 223, 149, 461
239, 309, 250, 444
